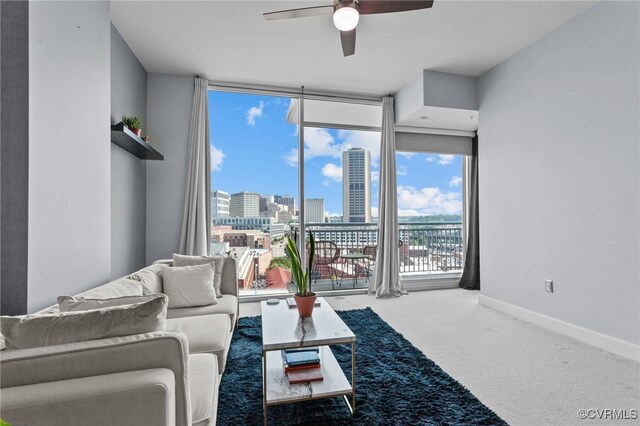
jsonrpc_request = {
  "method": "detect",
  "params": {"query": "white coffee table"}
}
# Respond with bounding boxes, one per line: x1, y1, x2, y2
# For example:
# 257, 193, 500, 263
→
261, 297, 356, 425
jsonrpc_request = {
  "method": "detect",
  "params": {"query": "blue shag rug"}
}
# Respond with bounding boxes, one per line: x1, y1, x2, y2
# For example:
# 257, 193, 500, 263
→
218, 308, 507, 425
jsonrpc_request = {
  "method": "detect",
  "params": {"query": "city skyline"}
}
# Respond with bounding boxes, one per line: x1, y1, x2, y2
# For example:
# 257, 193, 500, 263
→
209, 91, 463, 217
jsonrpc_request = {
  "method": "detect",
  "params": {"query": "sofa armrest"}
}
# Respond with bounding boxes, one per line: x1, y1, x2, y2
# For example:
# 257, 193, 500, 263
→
220, 257, 238, 297
1, 368, 176, 426
1, 331, 192, 426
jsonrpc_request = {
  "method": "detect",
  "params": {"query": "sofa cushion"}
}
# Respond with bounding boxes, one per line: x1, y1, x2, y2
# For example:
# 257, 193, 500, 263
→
189, 354, 218, 426
0, 369, 176, 426
0, 295, 168, 350
166, 315, 230, 374
167, 295, 238, 331
129, 264, 166, 295
172, 254, 225, 298
57, 295, 160, 312
74, 277, 143, 300
162, 264, 218, 309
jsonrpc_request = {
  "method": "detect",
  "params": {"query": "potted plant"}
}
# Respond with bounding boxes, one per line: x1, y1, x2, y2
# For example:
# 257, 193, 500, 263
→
122, 115, 142, 137
284, 231, 316, 317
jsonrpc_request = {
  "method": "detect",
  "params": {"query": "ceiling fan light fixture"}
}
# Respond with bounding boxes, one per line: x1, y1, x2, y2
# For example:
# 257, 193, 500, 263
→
333, 2, 359, 31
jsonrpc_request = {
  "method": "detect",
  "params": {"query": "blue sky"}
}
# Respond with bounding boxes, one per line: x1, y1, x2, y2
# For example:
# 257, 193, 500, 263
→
209, 91, 463, 217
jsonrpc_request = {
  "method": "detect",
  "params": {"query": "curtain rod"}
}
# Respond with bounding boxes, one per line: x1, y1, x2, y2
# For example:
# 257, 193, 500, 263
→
207, 80, 383, 106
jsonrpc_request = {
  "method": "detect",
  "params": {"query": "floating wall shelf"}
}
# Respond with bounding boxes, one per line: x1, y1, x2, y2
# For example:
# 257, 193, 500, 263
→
110, 123, 164, 160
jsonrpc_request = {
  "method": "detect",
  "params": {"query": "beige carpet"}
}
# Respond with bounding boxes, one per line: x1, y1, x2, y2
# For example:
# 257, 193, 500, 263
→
240, 289, 639, 426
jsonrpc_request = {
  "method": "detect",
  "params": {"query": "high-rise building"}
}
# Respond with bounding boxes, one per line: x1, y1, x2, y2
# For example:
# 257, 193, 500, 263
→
229, 191, 260, 217
259, 195, 274, 213
274, 194, 296, 215
211, 190, 230, 218
342, 148, 371, 223
304, 198, 325, 224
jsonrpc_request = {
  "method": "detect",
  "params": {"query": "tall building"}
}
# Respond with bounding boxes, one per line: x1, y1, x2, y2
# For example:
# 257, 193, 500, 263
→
274, 194, 296, 215
342, 148, 371, 223
259, 195, 274, 213
211, 190, 230, 218
229, 191, 260, 217
304, 198, 325, 224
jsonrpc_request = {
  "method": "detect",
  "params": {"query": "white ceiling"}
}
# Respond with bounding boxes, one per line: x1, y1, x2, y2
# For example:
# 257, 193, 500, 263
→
111, 0, 596, 97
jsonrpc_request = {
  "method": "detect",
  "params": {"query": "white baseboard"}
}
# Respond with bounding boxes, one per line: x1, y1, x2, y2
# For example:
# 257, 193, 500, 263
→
478, 295, 639, 362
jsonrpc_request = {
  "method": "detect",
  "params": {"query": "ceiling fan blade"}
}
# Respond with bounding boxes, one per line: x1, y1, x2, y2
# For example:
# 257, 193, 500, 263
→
358, 0, 434, 15
340, 29, 356, 57
263, 5, 333, 20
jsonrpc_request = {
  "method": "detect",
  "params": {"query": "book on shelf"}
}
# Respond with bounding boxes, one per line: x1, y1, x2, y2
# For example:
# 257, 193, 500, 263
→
284, 361, 320, 373
287, 367, 324, 385
284, 347, 319, 354
285, 350, 320, 367
281, 348, 321, 372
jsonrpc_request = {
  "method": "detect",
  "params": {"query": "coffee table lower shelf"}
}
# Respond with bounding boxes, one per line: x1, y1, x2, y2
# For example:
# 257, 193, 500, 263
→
262, 345, 355, 424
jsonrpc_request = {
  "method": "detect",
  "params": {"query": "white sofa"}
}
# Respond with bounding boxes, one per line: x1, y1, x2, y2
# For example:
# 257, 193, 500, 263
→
0, 257, 238, 426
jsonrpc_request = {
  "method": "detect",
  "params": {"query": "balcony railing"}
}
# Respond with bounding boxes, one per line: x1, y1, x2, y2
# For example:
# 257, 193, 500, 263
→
236, 221, 464, 296
296, 222, 463, 285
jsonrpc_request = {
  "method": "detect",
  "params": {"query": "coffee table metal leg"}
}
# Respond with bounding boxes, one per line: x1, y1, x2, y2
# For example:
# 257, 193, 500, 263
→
352, 341, 356, 413
262, 350, 267, 425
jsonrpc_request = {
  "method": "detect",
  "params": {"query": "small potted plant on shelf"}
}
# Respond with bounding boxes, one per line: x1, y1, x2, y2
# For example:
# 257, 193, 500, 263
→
284, 231, 316, 317
122, 115, 142, 137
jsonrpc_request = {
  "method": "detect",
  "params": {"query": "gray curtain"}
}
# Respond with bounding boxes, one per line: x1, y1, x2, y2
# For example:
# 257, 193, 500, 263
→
460, 135, 480, 290
370, 96, 405, 298
179, 77, 211, 256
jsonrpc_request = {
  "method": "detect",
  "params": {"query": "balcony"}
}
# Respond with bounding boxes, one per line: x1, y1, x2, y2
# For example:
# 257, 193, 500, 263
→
237, 222, 463, 297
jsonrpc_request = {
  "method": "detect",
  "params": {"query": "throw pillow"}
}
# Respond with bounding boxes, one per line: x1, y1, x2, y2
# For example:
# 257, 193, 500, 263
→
172, 254, 225, 298
0, 294, 168, 350
162, 263, 218, 309
129, 264, 166, 294
57, 294, 160, 312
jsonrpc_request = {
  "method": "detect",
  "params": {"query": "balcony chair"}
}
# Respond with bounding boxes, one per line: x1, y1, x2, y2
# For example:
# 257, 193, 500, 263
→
306, 240, 340, 288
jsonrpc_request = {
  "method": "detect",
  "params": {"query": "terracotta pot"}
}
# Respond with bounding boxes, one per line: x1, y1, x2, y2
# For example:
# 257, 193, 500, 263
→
294, 293, 317, 317
132, 128, 142, 137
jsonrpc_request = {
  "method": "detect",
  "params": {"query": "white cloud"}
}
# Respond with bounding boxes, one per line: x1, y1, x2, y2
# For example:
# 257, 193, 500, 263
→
282, 128, 382, 168
336, 129, 381, 165
305, 128, 342, 159
328, 212, 341, 217
321, 163, 342, 182
283, 148, 299, 167
426, 156, 436, 163
283, 128, 341, 167
397, 165, 408, 176
246, 101, 264, 126
397, 185, 462, 215
371, 170, 379, 183
398, 152, 415, 159
449, 176, 462, 187
371, 207, 378, 218
438, 154, 455, 165
211, 145, 225, 172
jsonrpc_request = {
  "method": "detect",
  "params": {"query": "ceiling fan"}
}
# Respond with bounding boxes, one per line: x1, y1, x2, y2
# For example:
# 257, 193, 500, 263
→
263, 0, 434, 57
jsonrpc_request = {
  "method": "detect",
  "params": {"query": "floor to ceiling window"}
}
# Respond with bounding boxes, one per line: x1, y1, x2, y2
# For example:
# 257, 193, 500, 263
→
396, 153, 464, 277
209, 90, 297, 296
210, 87, 467, 298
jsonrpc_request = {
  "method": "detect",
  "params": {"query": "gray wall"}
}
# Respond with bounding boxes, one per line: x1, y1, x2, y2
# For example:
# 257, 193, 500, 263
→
146, 73, 193, 264
1, 0, 29, 315
28, 1, 112, 312
110, 23, 147, 278
478, 2, 639, 344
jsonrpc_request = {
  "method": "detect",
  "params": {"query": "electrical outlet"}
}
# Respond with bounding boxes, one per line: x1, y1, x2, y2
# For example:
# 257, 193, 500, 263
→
545, 279, 554, 293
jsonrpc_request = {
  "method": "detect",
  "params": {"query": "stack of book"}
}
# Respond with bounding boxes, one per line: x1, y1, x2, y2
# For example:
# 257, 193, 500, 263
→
282, 348, 323, 384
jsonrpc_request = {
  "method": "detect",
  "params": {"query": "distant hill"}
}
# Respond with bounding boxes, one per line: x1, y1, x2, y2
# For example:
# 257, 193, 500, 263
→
399, 214, 462, 223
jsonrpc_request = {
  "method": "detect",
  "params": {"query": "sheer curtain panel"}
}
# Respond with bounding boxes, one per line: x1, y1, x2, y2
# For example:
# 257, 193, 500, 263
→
179, 77, 211, 256
370, 96, 405, 298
